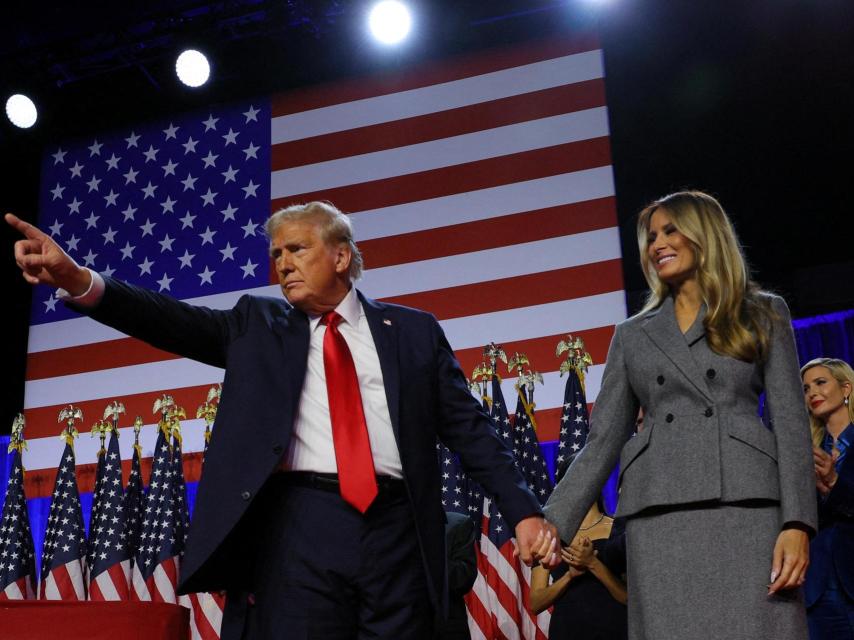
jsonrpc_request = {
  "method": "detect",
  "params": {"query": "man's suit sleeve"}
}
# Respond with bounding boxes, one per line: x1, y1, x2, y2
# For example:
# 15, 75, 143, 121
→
543, 323, 638, 543
73, 275, 241, 369
430, 320, 542, 528
763, 296, 817, 534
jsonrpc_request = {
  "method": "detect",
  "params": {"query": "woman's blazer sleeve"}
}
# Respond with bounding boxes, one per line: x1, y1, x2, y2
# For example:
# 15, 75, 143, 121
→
763, 296, 817, 534
543, 322, 639, 543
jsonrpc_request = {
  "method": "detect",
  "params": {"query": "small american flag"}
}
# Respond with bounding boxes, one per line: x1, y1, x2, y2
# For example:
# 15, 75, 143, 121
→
123, 434, 144, 565
0, 448, 36, 600
556, 367, 591, 467
511, 387, 553, 505
131, 425, 182, 602
39, 441, 87, 600
87, 429, 131, 600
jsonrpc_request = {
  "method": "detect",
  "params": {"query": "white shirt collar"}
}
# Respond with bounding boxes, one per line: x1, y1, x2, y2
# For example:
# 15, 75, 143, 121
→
308, 286, 361, 331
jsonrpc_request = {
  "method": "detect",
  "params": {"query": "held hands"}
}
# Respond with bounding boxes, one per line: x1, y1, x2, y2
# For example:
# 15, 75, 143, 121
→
768, 528, 809, 595
515, 517, 560, 570
813, 446, 838, 497
5, 213, 91, 294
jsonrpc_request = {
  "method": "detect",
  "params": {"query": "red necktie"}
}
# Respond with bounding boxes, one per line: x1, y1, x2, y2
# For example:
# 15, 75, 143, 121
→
321, 311, 378, 513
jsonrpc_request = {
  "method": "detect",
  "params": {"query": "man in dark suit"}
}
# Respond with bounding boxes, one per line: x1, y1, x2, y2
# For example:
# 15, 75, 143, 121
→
7, 203, 557, 639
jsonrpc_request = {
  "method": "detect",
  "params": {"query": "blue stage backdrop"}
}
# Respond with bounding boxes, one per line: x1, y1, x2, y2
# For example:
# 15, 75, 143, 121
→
2, 307, 851, 573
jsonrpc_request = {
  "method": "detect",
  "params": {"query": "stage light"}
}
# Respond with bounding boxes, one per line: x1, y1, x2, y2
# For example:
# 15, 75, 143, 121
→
175, 49, 211, 88
5, 94, 38, 129
368, 1, 412, 45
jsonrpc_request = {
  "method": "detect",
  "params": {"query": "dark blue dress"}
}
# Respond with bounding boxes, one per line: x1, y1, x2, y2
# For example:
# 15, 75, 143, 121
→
547, 520, 627, 640
806, 423, 854, 640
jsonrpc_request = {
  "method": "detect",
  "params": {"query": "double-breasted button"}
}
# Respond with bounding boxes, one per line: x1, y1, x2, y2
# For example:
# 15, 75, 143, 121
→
665, 413, 674, 423
657, 375, 665, 385
240, 490, 251, 501
704, 407, 714, 418
706, 368, 716, 379
272, 444, 283, 456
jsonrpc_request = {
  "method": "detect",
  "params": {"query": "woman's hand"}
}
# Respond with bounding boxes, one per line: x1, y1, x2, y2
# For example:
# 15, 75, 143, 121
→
563, 536, 597, 570
813, 446, 838, 496
768, 529, 809, 595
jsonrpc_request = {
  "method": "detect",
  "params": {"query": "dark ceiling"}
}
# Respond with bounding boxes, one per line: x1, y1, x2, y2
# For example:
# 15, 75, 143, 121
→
2, 0, 854, 433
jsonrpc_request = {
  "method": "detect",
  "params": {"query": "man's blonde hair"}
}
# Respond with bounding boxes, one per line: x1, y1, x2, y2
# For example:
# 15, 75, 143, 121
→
266, 201, 363, 280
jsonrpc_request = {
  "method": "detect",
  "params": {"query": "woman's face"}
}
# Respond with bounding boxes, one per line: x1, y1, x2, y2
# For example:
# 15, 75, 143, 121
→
646, 209, 698, 286
802, 365, 851, 423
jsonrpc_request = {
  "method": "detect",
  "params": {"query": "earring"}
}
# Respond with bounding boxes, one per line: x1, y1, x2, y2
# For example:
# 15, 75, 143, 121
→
846, 397, 850, 406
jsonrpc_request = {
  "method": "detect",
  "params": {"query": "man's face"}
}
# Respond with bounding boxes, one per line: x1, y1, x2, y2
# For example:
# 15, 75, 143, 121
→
270, 219, 351, 314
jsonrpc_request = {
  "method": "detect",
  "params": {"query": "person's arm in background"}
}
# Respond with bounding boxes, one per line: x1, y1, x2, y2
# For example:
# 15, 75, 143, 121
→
529, 561, 579, 614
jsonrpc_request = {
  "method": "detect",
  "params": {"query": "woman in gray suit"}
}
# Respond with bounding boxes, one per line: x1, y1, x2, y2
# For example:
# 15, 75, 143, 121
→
543, 190, 816, 639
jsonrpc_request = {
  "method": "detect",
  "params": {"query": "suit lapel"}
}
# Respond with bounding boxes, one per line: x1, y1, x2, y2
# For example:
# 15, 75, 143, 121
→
271, 303, 311, 420
359, 292, 402, 442
641, 296, 713, 401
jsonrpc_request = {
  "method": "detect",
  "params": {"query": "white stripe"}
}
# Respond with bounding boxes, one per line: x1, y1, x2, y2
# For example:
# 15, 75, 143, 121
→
2, 581, 24, 600
441, 290, 626, 350
153, 559, 178, 603
66, 559, 86, 600
271, 108, 609, 198
24, 419, 211, 472
24, 358, 224, 410
359, 228, 622, 299
271, 50, 604, 143
92, 569, 120, 600
132, 565, 152, 601
41, 572, 59, 600
351, 166, 615, 239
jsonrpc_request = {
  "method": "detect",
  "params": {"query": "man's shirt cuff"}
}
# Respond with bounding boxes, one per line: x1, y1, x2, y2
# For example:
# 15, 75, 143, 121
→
56, 268, 105, 307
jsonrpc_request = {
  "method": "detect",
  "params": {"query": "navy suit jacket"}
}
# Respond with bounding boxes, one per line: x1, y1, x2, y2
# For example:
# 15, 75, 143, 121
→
81, 277, 541, 609
805, 441, 854, 606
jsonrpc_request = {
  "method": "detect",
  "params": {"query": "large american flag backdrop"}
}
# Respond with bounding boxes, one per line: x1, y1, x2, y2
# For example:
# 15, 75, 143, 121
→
16, 34, 626, 636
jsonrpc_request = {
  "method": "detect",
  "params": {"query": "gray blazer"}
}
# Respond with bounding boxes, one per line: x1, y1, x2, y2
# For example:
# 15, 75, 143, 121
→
544, 293, 817, 542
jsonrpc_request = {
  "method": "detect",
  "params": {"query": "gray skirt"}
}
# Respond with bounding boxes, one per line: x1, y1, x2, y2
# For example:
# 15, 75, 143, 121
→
625, 502, 808, 640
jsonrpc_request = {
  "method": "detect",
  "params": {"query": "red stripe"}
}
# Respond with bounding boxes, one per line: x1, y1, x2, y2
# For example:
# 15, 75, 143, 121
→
272, 80, 606, 171
271, 137, 612, 214
383, 260, 624, 322
88, 578, 104, 601
464, 588, 495, 639
23, 383, 218, 439
454, 325, 614, 384
24, 451, 206, 498
271, 35, 600, 117
26, 337, 181, 381
26, 262, 618, 382
360, 196, 617, 269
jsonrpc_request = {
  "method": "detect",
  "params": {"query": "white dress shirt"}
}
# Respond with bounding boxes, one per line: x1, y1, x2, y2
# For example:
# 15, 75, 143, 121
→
283, 286, 402, 478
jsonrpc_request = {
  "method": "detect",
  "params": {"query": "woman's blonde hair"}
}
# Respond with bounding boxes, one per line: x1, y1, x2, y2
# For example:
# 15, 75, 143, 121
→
637, 190, 774, 362
800, 357, 854, 447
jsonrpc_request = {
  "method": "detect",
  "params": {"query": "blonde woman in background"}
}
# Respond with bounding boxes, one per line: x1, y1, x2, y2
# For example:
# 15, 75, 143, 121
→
801, 357, 854, 639
543, 190, 816, 639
